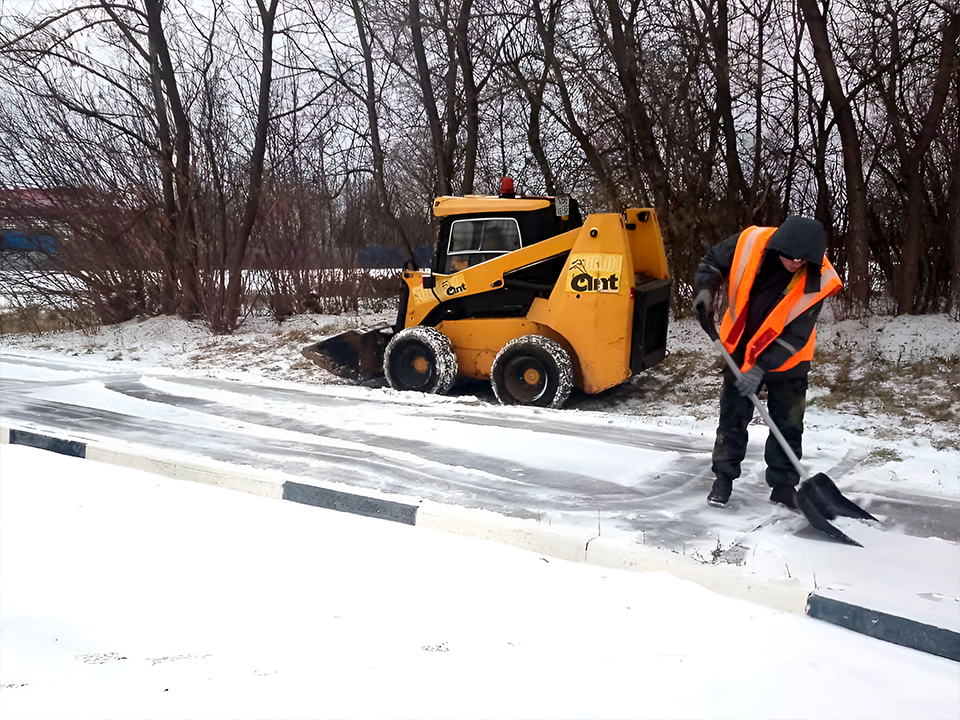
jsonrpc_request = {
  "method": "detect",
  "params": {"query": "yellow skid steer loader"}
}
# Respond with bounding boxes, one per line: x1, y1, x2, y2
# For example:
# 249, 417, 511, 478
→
303, 181, 671, 408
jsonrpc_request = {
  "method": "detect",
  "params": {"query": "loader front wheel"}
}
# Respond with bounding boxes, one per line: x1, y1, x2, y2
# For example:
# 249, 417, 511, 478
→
491, 335, 573, 409
384, 326, 458, 395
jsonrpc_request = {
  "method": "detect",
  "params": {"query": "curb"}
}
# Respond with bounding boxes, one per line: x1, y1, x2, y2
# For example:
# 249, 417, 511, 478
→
3, 424, 957, 660
806, 593, 959, 662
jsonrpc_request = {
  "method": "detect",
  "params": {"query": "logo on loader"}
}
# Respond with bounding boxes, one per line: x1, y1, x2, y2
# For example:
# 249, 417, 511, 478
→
567, 253, 623, 294
440, 274, 467, 296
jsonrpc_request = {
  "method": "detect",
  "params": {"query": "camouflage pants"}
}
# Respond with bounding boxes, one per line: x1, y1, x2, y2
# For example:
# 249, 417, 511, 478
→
711, 368, 808, 489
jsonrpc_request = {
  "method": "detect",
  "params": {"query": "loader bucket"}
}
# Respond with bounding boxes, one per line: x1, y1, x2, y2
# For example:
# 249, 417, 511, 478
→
301, 326, 393, 380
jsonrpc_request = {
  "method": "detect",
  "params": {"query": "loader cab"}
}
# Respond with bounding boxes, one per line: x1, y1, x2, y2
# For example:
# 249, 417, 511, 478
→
442, 216, 522, 274
432, 197, 582, 276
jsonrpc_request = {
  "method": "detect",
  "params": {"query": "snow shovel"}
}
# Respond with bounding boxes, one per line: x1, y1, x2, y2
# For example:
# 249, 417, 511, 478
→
696, 305, 876, 546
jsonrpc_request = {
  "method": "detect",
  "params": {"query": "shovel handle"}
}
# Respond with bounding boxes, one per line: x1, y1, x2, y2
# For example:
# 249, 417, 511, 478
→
712, 339, 809, 482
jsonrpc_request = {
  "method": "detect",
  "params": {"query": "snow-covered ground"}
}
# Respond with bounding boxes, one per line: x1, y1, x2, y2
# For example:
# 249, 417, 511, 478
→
8, 305, 959, 438
1, 308, 959, 718
2, 443, 958, 720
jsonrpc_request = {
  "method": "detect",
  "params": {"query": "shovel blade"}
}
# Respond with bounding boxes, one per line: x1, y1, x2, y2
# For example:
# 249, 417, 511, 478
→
805, 472, 878, 521
796, 481, 864, 547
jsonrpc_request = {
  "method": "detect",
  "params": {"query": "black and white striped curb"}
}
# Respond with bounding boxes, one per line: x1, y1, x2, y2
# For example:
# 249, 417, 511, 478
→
2, 424, 956, 661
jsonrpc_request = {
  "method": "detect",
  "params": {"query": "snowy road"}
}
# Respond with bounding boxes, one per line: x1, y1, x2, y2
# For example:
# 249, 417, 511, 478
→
1, 353, 728, 550
2, 351, 958, 552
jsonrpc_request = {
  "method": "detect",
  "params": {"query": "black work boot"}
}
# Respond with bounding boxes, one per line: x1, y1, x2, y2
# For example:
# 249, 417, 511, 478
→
770, 484, 798, 511
707, 478, 733, 507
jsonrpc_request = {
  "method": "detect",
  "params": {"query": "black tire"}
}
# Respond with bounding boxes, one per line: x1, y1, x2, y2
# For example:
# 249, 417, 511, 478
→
383, 326, 458, 394
491, 335, 574, 408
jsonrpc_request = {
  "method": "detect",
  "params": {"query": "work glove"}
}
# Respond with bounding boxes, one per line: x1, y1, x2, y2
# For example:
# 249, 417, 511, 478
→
735, 364, 765, 397
692, 289, 718, 340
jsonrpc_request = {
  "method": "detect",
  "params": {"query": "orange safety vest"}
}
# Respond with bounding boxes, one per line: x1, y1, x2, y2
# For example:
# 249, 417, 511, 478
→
720, 226, 843, 373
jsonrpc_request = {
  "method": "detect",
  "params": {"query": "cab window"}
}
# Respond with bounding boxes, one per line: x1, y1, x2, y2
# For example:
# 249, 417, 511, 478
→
444, 218, 521, 273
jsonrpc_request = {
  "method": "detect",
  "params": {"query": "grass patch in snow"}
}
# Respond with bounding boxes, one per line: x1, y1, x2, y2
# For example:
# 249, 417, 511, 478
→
0, 306, 77, 335
864, 448, 904, 465
810, 348, 959, 450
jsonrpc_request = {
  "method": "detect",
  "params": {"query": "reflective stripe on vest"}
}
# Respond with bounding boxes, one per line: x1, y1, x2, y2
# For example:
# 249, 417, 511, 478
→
719, 226, 843, 373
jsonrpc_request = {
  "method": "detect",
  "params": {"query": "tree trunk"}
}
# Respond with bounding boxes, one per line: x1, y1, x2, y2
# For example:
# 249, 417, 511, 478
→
505, 52, 555, 193
798, 0, 871, 310
533, 0, 620, 208
455, 0, 479, 195
410, 0, 453, 197
951, 120, 960, 316
696, 0, 747, 221
891, 14, 959, 314
603, 0, 670, 211
146, 37, 179, 311
749, 0, 773, 220
144, 0, 200, 316
526, 68, 556, 195
350, 0, 416, 265
783, 13, 800, 213
222, 0, 278, 332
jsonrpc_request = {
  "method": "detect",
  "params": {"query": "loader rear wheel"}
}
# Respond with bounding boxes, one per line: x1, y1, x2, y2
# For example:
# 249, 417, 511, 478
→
384, 326, 458, 395
491, 335, 573, 409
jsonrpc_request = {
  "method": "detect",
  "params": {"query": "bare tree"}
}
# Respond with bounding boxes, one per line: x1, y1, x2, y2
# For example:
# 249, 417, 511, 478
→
532, 0, 622, 208
0, 0, 282, 332
798, 0, 872, 310
951, 70, 960, 317
497, 20, 555, 193
3, 0, 956, 323
218, 0, 279, 330
687, 0, 748, 224
408, 0, 457, 196
863, 7, 958, 314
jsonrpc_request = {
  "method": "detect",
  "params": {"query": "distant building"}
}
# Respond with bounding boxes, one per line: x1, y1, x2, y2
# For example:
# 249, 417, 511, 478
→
0, 188, 66, 254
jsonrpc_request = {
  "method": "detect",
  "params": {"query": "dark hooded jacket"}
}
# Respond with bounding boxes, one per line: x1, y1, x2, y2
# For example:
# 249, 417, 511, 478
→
694, 217, 829, 378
